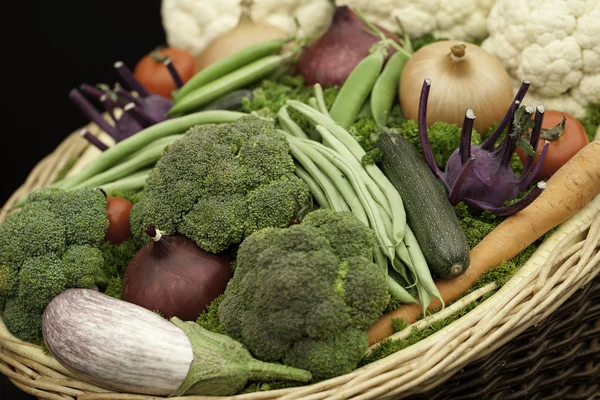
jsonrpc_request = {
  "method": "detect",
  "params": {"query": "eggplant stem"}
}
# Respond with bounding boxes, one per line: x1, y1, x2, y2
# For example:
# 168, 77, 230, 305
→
123, 103, 158, 127
164, 58, 184, 89
448, 156, 475, 206
463, 181, 546, 217
418, 79, 448, 188
460, 109, 475, 165
481, 80, 531, 151
520, 105, 546, 180
520, 141, 550, 191
79, 129, 109, 151
69, 89, 118, 139
114, 61, 149, 97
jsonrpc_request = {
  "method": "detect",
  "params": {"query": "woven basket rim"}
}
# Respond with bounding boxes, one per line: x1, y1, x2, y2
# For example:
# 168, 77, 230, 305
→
1, 128, 598, 400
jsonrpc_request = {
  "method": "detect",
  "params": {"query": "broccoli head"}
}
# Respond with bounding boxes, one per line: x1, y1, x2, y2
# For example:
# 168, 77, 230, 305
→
218, 209, 389, 380
129, 115, 310, 253
0, 187, 109, 343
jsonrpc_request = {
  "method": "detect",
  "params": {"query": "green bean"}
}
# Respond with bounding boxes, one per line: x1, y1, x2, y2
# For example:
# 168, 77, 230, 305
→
316, 119, 392, 217
313, 84, 330, 116
99, 168, 152, 194
308, 97, 319, 110
287, 100, 406, 242
277, 106, 308, 139
294, 165, 330, 209
173, 38, 289, 101
169, 53, 293, 116
371, 51, 410, 127
329, 51, 385, 128
286, 139, 349, 212
50, 110, 245, 191
301, 134, 395, 260
387, 270, 418, 304
403, 225, 444, 308
293, 139, 368, 225
70, 135, 185, 190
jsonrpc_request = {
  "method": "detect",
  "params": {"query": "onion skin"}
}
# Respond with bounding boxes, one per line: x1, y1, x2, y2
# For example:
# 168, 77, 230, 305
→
122, 228, 232, 321
295, 6, 400, 87
400, 40, 514, 134
195, 13, 287, 73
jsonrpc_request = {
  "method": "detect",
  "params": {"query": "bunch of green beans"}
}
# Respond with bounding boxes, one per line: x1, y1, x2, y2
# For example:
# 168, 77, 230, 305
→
282, 86, 443, 310
168, 37, 294, 116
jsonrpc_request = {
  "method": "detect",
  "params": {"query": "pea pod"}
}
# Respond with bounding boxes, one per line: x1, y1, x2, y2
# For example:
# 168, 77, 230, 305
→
172, 38, 289, 101
371, 51, 410, 127
168, 53, 292, 116
328, 50, 386, 128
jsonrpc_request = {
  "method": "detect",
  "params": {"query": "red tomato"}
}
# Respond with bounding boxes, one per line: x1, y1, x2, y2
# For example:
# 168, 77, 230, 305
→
133, 47, 196, 100
106, 197, 134, 245
516, 111, 589, 180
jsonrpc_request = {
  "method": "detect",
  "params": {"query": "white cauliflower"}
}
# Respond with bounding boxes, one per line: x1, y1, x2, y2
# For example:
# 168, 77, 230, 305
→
482, 0, 600, 117
161, 0, 334, 56
335, 0, 495, 41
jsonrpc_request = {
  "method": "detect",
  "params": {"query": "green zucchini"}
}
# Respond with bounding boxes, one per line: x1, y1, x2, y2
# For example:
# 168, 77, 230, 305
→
377, 130, 470, 279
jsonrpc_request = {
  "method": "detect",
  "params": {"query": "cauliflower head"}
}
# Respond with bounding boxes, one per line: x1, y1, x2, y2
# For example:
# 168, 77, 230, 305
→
129, 115, 310, 254
0, 188, 109, 343
217, 209, 389, 380
482, 0, 600, 117
161, 0, 335, 56
337, 0, 495, 41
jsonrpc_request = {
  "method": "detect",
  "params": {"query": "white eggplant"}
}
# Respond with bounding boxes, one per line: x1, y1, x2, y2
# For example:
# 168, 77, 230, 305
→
42, 289, 311, 396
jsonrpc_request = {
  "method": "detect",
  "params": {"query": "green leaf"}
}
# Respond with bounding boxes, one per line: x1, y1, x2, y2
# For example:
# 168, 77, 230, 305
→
540, 114, 566, 141
516, 137, 536, 157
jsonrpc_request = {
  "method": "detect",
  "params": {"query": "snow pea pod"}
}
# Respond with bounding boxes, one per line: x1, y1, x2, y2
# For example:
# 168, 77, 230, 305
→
371, 51, 410, 127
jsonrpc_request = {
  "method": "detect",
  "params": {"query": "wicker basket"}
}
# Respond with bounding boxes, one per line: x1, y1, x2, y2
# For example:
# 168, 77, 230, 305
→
0, 128, 598, 400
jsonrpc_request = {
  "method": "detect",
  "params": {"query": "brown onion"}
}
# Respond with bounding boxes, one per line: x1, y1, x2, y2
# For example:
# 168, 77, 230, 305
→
295, 6, 400, 87
122, 225, 232, 321
399, 40, 514, 134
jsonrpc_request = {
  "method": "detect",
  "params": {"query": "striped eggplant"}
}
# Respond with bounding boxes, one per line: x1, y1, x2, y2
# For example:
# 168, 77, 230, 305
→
42, 289, 311, 396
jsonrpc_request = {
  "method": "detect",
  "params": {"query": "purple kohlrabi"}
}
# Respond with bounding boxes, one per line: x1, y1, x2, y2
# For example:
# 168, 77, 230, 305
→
418, 78, 549, 217
69, 59, 184, 149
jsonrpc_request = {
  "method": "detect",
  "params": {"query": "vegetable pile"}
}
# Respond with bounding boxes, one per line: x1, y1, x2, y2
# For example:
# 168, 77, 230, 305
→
2, 6, 600, 399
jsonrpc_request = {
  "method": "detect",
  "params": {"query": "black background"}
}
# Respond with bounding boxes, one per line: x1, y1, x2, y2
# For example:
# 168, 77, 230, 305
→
4, 1, 165, 398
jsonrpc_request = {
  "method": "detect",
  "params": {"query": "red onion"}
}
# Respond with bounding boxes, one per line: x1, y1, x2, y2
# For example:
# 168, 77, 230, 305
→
122, 225, 232, 321
295, 6, 400, 87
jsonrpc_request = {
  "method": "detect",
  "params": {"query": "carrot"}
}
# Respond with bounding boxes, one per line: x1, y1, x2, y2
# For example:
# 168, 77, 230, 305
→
368, 140, 600, 345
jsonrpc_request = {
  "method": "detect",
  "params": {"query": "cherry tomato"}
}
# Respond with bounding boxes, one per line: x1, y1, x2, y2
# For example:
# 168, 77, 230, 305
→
133, 47, 196, 100
516, 110, 589, 180
106, 197, 134, 245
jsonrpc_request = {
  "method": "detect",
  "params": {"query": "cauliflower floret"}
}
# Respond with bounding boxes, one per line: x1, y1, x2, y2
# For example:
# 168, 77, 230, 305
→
482, 0, 600, 117
336, 0, 495, 41
250, 0, 335, 38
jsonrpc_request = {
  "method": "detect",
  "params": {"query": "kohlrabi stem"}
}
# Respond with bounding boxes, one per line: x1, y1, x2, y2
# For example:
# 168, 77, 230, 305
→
460, 109, 475, 165
520, 141, 550, 190
464, 181, 546, 217
123, 103, 158, 127
80, 129, 109, 151
115, 86, 142, 106
79, 83, 105, 99
520, 105, 546, 184
69, 89, 118, 139
98, 95, 119, 121
164, 58, 184, 88
114, 61, 149, 97
481, 80, 531, 151
501, 105, 534, 168
417, 79, 448, 188
448, 157, 475, 206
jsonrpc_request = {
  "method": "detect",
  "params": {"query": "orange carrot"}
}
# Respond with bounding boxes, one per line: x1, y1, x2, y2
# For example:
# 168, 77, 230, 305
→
368, 140, 600, 345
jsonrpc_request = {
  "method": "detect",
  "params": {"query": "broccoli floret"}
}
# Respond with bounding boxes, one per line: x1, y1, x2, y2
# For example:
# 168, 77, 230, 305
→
217, 209, 388, 380
2, 298, 43, 345
17, 254, 67, 313
0, 187, 111, 342
130, 115, 310, 253
61, 245, 106, 288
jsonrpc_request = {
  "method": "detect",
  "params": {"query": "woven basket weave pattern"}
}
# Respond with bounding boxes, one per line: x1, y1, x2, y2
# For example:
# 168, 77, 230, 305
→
0, 131, 598, 400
